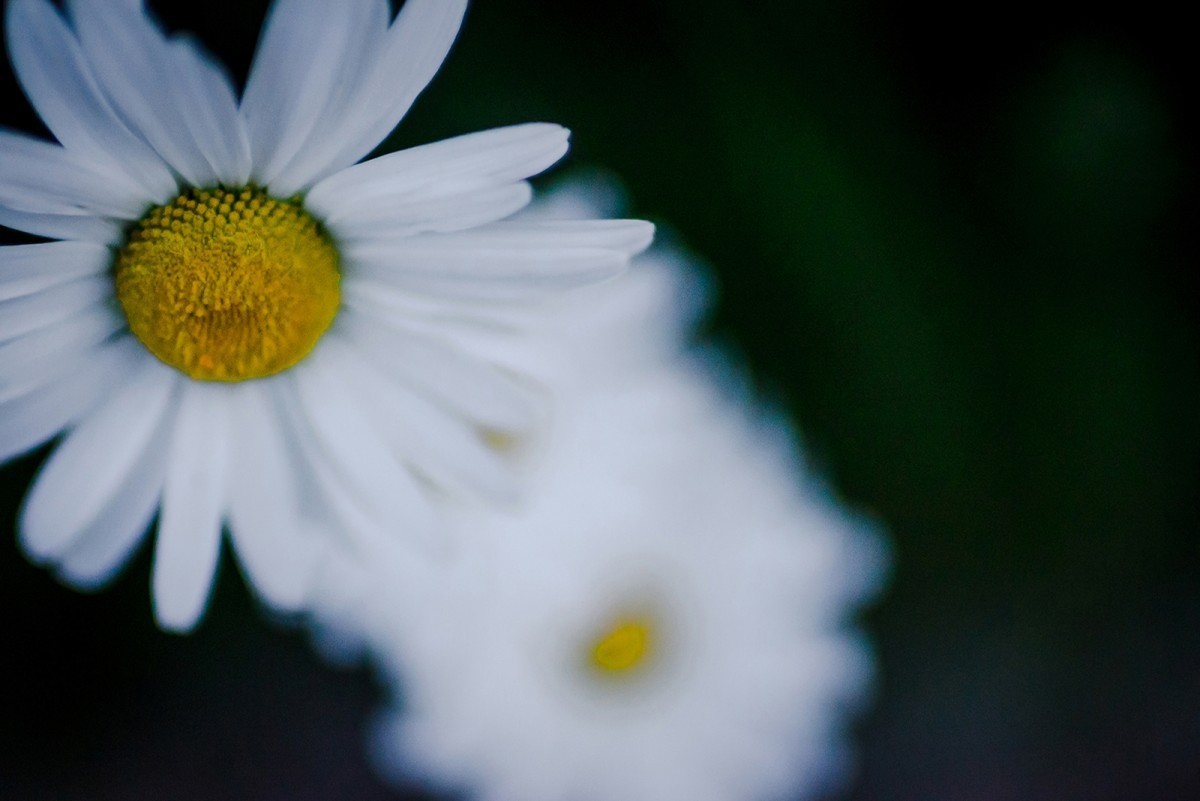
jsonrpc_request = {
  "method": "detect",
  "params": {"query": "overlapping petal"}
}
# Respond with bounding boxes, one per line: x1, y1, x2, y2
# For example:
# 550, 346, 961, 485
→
0, 204, 124, 243
54, 429, 167, 589
289, 341, 440, 540
0, 241, 111, 302
306, 124, 570, 220
258, 0, 468, 195
343, 219, 655, 299
0, 276, 110, 342
0, 338, 137, 464
241, 0, 387, 191
19, 354, 176, 562
0, 129, 148, 218
335, 307, 541, 433
5, 0, 177, 200
66, 0, 250, 188
0, 306, 123, 399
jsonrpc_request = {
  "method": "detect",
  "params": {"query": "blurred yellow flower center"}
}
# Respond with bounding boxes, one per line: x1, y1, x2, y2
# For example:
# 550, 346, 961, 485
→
590, 616, 654, 674
481, 428, 520, 452
114, 186, 340, 382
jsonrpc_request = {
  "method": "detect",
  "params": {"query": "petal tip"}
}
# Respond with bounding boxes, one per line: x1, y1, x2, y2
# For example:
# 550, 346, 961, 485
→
154, 601, 205, 635
626, 220, 656, 254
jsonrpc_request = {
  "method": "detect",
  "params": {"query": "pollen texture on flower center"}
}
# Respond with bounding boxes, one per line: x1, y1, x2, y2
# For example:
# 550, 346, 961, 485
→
590, 616, 654, 675
115, 186, 340, 382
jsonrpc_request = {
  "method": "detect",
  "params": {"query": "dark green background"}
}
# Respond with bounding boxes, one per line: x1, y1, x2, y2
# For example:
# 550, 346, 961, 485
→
2, 1, 1196, 799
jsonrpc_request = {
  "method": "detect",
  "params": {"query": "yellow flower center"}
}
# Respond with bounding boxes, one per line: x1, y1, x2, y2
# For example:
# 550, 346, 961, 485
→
590, 616, 654, 675
114, 186, 340, 382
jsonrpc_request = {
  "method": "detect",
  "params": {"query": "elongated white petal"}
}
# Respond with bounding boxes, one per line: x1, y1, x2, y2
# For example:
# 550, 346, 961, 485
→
293, 452, 415, 561
323, 182, 533, 242
19, 356, 176, 562
0, 204, 124, 243
241, 0, 386, 187
345, 220, 655, 292
54, 460, 163, 592
337, 306, 541, 432
345, 249, 623, 300
341, 275, 530, 334
0, 276, 110, 343
306, 124, 569, 216
0, 241, 111, 302
267, 0, 467, 194
0, 129, 148, 218
342, 218, 656, 298
256, 0, 389, 195
166, 36, 252, 186
337, 348, 519, 503
421, 220, 657, 252
53, 422, 167, 591
153, 382, 229, 632
225, 383, 315, 612
5, 0, 176, 201
0, 305, 123, 390
0, 340, 105, 406
67, 0, 218, 187
0, 307, 123, 398
0, 337, 139, 463
290, 342, 439, 542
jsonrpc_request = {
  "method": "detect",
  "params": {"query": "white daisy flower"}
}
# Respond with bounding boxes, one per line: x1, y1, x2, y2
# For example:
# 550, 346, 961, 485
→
320, 365, 887, 801
308, 184, 887, 801
0, 0, 652, 632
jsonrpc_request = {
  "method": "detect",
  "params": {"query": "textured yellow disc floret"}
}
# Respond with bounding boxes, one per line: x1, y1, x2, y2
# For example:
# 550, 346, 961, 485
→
590, 616, 654, 675
115, 186, 340, 382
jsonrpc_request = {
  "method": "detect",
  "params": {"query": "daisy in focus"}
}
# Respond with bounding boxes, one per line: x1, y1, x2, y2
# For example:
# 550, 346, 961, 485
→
0, 0, 652, 632
309, 183, 888, 801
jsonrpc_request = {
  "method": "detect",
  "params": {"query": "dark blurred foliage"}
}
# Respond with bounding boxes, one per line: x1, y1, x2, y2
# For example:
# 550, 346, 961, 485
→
1, 1, 1196, 799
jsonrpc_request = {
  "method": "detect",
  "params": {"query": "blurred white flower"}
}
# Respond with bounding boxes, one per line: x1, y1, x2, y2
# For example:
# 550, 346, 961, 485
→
0, 0, 651, 632
309, 181, 888, 801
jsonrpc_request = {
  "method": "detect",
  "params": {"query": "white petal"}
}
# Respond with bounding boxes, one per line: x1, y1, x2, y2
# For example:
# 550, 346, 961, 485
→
0, 341, 105, 407
55, 404, 170, 591
267, 0, 467, 195
224, 383, 316, 613
153, 382, 229, 632
343, 228, 651, 299
18, 356, 176, 562
0, 241, 110, 302
337, 305, 540, 432
306, 124, 569, 217
289, 343, 439, 543
0, 204, 124, 244
334, 346, 519, 504
5, 0, 176, 201
165, 36, 252, 186
293, 451, 412, 560
417, 219, 657, 252
322, 182, 533, 242
0, 129, 149, 218
341, 275, 530, 332
0, 276, 110, 342
0, 338, 138, 463
0, 305, 123, 391
241, 0, 387, 187
66, 0, 219, 187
